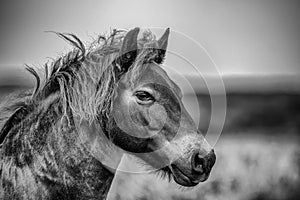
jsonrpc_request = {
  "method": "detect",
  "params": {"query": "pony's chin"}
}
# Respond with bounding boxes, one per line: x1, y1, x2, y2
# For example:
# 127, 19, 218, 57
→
169, 165, 208, 187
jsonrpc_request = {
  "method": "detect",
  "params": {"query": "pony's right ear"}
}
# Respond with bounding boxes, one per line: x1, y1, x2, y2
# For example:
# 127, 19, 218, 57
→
155, 28, 170, 64
114, 27, 140, 75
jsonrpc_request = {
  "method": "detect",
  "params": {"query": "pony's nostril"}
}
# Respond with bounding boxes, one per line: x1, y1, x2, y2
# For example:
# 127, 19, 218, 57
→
192, 150, 216, 174
191, 152, 206, 174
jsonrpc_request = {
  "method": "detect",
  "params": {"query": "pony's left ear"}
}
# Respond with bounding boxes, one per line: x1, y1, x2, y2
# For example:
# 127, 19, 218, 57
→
155, 28, 170, 64
115, 27, 140, 74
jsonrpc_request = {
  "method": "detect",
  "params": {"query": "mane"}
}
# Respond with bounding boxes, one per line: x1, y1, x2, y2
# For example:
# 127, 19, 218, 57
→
0, 90, 33, 146
0, 28, 161, 145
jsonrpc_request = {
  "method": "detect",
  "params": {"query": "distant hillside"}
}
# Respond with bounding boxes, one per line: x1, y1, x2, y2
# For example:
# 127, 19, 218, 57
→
171, 74, 300, 94
0, 66, 34, 87
0, 85, 30, 101
194, 93, 300, 135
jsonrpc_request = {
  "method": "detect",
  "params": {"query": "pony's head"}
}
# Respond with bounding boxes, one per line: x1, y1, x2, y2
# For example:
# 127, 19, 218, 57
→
104, 28, 216, 187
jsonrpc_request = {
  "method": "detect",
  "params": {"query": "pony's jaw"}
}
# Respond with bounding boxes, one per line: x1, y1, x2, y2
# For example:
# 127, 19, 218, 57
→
169, 164, 208, 186
77, 119, 125, 173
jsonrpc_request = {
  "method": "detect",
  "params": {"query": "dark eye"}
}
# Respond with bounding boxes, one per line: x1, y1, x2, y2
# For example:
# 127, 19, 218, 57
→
135, 91, 155, 104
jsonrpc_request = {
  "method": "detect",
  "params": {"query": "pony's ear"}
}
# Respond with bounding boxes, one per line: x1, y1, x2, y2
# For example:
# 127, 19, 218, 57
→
115, 27, 140, 74
155, 28, 170, 64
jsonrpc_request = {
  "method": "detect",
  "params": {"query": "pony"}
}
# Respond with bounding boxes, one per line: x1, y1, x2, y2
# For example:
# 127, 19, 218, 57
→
0, 27, 216, 199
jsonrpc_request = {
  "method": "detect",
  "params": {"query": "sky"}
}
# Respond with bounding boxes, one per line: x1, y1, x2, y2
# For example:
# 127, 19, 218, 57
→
0, 0, 299, 82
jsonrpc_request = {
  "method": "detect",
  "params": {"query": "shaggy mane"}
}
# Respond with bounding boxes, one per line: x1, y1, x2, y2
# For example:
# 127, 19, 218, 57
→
0, 28, 161, 145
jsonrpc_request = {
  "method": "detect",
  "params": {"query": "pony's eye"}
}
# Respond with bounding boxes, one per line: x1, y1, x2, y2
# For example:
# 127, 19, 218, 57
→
135, 91, 155, 103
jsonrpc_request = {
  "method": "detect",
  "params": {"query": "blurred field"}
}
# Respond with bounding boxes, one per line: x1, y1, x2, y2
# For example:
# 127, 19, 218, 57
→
0, 86, 299, 200
112, 134, 299, 200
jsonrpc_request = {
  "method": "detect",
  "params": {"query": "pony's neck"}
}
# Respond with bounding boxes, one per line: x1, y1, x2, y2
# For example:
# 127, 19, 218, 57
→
35, 98, 117, 199
40, 96, 118, 198
1, 94, 117, 199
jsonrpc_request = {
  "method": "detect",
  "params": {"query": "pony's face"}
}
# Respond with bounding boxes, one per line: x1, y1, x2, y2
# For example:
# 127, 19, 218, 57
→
111, 62, 216, 187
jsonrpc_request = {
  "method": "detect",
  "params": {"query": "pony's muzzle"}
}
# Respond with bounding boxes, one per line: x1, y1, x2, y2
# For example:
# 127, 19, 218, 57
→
191, 149, 216, 176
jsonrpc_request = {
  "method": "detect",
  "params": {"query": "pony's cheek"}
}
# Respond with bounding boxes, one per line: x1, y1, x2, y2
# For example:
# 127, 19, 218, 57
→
129, 104, 167, 129
130, 109, 149, 127
148, 104, 167, 131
